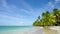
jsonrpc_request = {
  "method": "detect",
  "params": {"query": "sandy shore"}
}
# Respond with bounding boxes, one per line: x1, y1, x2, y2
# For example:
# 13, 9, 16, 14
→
0, 26, 60, 34
44, 26, 60, 34
50, 26, 60, 34
0, 27, 43, 34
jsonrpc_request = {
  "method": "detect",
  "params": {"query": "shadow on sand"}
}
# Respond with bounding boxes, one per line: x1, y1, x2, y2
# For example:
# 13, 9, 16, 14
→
44, 26, 58, 34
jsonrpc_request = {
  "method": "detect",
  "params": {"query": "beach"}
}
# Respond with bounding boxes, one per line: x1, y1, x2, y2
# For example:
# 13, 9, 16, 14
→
44, 26, 60, 34
0, 26, 60, 34
50, 26, 60, 34
0, 27, 43, 34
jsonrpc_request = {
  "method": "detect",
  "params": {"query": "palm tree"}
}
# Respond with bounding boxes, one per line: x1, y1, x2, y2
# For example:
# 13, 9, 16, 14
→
33, 16, 40, 26
42, 11, 51, 26
53, 8, 60, 25
33, 8, 60, 26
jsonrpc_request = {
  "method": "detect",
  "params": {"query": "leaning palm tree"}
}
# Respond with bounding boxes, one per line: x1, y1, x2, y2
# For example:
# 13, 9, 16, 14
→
33, 8, 60, 26
33, 16, 40, 26
42, 11, 51, 26
33, 8, 60, 34
53, 8, 60, 25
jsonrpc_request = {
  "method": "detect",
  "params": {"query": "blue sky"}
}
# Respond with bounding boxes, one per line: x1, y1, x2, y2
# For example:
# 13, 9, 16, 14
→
0, 0, 60, 26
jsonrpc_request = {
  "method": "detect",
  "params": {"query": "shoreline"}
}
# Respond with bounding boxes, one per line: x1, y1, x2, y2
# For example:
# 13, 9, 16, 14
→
0, 27, 43, 34
0, 26, 60, 34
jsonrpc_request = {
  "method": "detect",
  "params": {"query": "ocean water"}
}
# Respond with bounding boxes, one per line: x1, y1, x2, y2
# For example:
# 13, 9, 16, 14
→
0, 26, 34, 31
0, 26, 59, 34
0, 26, 43, 34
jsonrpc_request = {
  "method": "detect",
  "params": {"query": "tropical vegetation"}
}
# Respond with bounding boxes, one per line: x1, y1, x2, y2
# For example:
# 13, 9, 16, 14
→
33, 8, 60, 26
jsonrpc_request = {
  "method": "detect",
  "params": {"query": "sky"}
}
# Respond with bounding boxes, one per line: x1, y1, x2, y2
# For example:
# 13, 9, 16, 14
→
0, 0, 60, 26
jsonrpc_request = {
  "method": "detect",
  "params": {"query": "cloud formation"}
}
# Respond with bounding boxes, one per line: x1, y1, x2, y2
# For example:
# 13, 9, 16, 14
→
48, 2, 55, 8
0, 0, 60, 26
48, 0, 60, 8
0, 0, 40, 26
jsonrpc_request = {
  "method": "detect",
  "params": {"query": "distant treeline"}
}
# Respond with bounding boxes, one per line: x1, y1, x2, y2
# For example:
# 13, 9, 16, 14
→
33, 8, 60, 26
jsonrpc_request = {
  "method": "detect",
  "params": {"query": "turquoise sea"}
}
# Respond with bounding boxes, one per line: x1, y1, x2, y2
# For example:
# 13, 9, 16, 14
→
0, 26, 59, 34
0, 26, 34, 31
0, 26, 43, 34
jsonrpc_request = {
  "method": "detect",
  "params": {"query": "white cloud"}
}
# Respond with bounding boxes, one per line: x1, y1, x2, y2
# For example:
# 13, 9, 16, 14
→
0, 0, 37, 17
0, 0, 41, 26
1, 0, 13, 13
55, 0, 60, 4
20, 9, 32, 15
20, 0, 34, 14
0, 14, 23, 21
48, 2, 52, 6
1, 0, 31, 15
0, 14, 32, 26
20, 0, 33, 10
2, 0, 8, 8
47, 0, 60, 8
48, 2, 55, 8
1, 0, 39, 16
55, 0, 59, 2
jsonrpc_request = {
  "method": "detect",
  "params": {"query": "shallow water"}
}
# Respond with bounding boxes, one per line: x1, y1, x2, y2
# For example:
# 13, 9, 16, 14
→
0, 26, 34, 31
0, 26, 43, 34
0, 26, 59, 34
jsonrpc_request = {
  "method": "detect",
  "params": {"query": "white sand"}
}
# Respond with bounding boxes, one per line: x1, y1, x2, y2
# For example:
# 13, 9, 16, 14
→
43, 26, 60, 34
0, 26, 60, 34
0, 27, 43, 34
50, 26, 60, 34
44, 27, 58, 34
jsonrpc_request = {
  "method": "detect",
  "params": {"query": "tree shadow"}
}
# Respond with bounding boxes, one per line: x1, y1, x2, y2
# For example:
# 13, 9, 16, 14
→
43, 26, 58, 34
